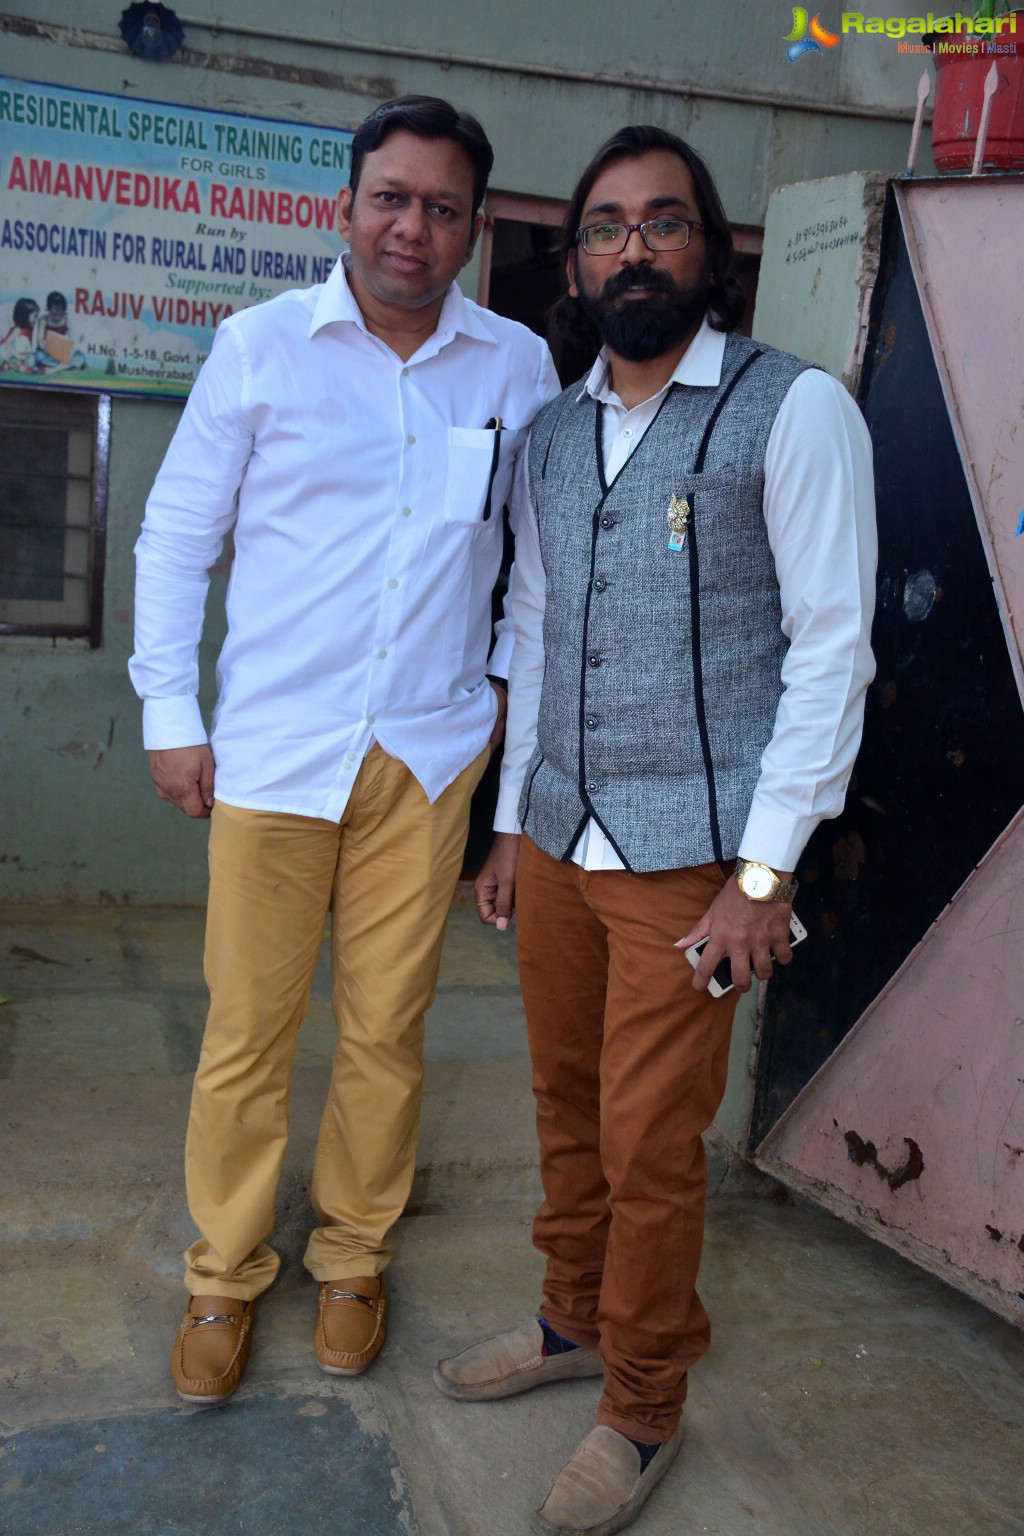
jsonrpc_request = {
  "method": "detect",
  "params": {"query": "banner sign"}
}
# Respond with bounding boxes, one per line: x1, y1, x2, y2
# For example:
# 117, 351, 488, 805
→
0, 77, 352, 397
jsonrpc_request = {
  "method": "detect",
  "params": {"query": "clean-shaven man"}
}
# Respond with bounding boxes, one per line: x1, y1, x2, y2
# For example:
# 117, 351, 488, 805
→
434, 125, 876, 1536
131, 95, 558, 1405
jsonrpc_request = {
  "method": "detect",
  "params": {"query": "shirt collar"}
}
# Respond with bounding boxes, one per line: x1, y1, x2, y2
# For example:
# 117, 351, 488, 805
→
308, 256, 363, 336
576, 317, 727, 405
309, 255, 499, 349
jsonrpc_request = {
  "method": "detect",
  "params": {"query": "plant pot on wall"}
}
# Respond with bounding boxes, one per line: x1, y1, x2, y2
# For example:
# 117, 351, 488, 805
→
930, 12, 1024, 170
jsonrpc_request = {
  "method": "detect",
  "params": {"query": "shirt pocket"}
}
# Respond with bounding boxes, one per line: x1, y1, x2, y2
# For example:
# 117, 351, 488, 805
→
442, 425, 527, 527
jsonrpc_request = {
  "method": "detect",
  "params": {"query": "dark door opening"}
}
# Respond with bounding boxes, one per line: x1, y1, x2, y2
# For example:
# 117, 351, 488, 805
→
462, 212, 574, 877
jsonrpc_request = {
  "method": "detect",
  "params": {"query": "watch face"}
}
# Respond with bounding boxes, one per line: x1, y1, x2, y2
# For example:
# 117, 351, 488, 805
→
740, 863, 776, 899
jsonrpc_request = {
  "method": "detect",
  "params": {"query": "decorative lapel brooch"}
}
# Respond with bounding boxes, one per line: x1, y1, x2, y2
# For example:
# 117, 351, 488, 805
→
666, 494, 691, 552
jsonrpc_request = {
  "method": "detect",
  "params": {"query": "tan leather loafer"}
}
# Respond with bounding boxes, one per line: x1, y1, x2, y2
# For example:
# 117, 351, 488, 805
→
434, 1317, 603, 1401
315, 1275, 387, 1376
532, 1425, 682, 1536
171, 1293, 256, 1406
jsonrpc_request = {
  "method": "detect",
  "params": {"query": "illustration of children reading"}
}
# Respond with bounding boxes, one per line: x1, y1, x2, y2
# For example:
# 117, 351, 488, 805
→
0, 297, 40, 372
34, 292, 87, 371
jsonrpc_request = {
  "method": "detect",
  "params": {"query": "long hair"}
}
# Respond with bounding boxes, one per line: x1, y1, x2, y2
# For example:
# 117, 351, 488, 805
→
349, 95, 494, 217
555, 125, 746, 348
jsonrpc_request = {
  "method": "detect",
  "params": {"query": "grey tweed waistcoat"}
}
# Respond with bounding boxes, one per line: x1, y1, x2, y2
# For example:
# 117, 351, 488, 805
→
520, 333, 813, 873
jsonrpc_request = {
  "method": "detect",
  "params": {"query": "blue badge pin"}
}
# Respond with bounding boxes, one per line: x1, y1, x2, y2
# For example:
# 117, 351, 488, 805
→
666, 495, 691, 553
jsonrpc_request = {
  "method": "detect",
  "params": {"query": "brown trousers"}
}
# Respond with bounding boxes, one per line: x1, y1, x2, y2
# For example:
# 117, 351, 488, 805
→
516, 834, 740, 1443
183, 744, 488, 1299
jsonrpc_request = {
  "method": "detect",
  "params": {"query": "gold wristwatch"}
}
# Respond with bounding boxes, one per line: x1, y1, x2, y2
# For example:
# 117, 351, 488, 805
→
734, 860, 798, 903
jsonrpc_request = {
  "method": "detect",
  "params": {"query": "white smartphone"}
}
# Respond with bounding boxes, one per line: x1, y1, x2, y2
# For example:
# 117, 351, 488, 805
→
684, 912, 807, 998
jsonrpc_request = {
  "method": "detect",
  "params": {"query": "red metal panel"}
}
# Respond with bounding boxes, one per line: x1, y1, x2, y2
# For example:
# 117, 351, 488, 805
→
757, 810, 1024, 1324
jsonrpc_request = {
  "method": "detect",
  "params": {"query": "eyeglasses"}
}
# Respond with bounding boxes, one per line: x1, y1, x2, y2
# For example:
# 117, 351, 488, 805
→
576, 217, 705, 255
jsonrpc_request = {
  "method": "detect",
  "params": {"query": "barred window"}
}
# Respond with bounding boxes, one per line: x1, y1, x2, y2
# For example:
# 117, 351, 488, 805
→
0, 388, 109, 645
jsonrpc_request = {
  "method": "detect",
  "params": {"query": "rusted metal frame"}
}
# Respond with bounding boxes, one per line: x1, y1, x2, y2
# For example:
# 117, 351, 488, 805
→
88, 394, 111, 649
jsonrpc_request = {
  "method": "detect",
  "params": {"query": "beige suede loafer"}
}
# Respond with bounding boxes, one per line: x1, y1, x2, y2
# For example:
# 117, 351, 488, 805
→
532, 1425, 683, 1536
434, 1317, 603, 1401
315, 1275, 387, 1376
171, 1293, 257, 1406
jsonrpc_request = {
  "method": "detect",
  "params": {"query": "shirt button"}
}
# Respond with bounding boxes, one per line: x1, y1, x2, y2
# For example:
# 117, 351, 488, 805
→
407, 434, 416, 445
402, 506, 412, 518
401, 367, 409, 377
378, 649, 388, 659
593, 577, 607, 592
623, 427, 633, 438
587, 653, 602, 668
367, 714, 376, 725
388, 578, 399, 589
346, 752, 356, 764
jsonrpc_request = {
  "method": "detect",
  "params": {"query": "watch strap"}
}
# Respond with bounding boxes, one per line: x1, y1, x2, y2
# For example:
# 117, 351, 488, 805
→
735, 859, 798, 903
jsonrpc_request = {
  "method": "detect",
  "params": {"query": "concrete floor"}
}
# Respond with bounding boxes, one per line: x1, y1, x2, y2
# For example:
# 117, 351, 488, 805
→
2, 899, 1023, 1536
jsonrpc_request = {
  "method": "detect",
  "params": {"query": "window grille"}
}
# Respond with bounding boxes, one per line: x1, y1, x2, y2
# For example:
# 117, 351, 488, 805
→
0, 389, 109, 645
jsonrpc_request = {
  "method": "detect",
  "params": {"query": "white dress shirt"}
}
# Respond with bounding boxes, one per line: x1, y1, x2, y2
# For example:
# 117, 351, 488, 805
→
130, 257, 560, 820
496, 320, 877, 873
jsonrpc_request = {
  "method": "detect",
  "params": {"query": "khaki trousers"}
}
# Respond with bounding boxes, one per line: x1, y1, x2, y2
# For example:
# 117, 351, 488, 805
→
516, 834, 740, 1444
183, 743, 488, 1299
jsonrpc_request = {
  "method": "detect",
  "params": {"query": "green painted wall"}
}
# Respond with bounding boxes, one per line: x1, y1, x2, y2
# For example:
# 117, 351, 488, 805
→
3, 397, 226, 901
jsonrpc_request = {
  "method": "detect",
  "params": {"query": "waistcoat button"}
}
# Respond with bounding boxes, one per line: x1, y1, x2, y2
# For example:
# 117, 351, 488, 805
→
587, 653, 602, 667
593, 577, 607, 592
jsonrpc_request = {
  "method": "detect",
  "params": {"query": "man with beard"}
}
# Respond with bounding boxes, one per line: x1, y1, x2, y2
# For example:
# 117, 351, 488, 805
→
433, 127, 876, 1534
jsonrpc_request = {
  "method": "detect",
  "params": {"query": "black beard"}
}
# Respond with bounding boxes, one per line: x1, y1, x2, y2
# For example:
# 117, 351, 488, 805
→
576, 264, 711, 363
